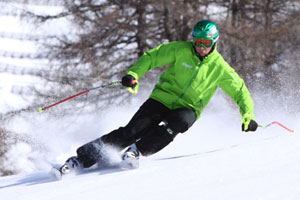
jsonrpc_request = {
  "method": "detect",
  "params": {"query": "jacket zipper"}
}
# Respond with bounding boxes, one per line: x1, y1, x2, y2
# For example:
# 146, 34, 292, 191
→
172, 62, 201, 109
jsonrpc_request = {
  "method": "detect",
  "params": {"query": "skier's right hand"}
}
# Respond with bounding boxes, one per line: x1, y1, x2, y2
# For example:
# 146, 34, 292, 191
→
122, 75, 136, 87
121, 75, 139, 94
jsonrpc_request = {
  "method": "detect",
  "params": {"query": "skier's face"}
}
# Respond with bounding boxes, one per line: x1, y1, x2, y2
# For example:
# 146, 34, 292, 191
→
195, 45, 212, 57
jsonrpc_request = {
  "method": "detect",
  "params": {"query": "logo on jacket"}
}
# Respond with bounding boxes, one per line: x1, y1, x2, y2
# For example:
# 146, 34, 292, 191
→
182, 62, 193, 69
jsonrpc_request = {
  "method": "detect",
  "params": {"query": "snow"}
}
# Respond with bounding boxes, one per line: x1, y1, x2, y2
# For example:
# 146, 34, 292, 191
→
1, 2, 300, 200
0, 95, 299, 200
0, 133, 300, 200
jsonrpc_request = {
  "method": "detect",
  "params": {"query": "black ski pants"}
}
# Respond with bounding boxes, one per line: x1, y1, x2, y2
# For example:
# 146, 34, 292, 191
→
76, 98, 197, 168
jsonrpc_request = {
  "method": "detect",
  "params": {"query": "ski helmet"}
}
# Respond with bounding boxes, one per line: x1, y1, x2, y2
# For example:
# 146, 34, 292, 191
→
192, 20, 219, 48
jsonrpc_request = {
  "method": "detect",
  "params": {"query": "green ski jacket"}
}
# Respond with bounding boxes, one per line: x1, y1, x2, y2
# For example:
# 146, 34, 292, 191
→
127, 41, 254, 119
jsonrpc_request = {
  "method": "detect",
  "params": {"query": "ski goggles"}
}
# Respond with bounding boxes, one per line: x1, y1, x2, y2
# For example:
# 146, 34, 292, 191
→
192, 37, 213, 48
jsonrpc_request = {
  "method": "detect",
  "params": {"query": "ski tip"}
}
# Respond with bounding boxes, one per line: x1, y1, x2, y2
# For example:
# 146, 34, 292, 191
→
51, 167, 62, 180
38, 107, 43, 113
120, 160, 139, 169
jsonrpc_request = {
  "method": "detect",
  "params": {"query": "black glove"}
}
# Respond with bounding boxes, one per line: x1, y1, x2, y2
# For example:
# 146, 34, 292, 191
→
121, 75, 136, 88
242, 120, 258, 132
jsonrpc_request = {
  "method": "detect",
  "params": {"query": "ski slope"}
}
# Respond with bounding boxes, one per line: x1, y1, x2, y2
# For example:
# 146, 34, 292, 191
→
1, 2, 299, 200
0, 99, 299, 200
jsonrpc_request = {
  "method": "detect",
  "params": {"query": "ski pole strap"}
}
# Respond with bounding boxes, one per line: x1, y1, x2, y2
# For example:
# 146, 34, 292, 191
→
89, 81, 121, 91
258, 121, 295, 133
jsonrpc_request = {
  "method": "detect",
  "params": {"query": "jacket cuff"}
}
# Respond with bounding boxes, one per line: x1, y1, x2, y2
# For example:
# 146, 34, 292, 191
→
127, 71, 139, 80
242, 112, 255, 121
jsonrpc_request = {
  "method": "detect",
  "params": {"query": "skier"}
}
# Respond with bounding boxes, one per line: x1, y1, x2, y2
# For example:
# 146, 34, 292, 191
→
60, 19, 258, 174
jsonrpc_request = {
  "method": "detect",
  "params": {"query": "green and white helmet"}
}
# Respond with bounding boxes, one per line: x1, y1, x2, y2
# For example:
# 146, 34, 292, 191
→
192, 20, 219, 48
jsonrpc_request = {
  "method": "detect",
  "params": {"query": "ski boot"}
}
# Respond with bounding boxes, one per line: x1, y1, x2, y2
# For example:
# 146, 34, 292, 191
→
121, 144, 140, 169
52, 156, 83, 180
60, 156, 83, 174
53, 156, 83, 179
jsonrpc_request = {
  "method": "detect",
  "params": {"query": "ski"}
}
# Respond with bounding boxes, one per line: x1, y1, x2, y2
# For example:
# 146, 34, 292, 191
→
50, 167, 63, 180
50, 159, 138, 181
50, 163, 71, 180
120, 158, 139, 169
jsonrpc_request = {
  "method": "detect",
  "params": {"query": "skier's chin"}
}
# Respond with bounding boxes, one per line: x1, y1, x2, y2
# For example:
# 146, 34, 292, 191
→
196, 47, 211, 57
199, 51, 207, 57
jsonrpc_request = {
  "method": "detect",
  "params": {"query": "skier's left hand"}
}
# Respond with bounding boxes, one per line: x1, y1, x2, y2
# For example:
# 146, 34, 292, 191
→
242, 113, 258, 132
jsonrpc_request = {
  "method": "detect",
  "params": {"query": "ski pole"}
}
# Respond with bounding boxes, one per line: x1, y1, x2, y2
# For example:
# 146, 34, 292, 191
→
38, 81, 121, 112
258, 121, 295, 133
